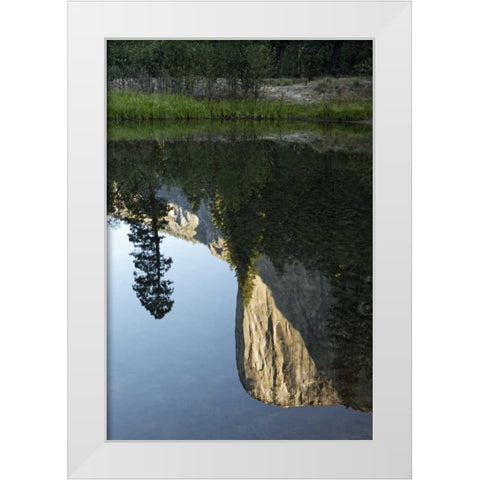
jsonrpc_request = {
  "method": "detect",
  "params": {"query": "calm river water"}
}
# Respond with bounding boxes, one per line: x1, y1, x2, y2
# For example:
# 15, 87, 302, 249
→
107, 122, 372, 440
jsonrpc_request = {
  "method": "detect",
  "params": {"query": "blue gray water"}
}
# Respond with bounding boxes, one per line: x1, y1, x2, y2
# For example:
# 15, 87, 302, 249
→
107, 221, 372, 440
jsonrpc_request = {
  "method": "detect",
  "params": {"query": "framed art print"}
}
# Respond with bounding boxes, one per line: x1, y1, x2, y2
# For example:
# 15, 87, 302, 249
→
68, 0, 411, 478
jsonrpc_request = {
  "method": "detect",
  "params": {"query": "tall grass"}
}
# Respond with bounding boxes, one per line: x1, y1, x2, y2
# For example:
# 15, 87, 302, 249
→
107, 91, 372, 122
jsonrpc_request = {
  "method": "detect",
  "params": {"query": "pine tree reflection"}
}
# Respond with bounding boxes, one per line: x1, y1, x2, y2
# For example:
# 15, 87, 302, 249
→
127, 185, 174, 320
107, 141, 174, 320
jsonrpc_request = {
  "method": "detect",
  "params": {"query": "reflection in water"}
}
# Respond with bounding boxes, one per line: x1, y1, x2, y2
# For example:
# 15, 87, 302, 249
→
108, 141, 174, 319
127, 190, 174, 320
235, 258, 339, 408
236, 257, 371, 412
107, 125, 372, 414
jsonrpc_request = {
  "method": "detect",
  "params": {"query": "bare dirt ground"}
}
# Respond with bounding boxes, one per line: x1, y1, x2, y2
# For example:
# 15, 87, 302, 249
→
262, 77, 372, 105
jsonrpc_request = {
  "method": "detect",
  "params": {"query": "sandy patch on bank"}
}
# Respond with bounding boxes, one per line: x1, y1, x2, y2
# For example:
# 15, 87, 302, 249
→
262, 77, 372, 105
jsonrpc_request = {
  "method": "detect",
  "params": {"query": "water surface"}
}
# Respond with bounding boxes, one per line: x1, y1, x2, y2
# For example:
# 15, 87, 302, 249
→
107, 121, 372, 439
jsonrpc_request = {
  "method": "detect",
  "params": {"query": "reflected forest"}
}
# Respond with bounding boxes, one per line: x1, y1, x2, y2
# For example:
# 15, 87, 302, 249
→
107, 40, 373, 440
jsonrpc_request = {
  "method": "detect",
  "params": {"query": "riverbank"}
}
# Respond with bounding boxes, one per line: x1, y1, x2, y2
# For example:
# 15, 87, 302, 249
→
107, 91, 372, 122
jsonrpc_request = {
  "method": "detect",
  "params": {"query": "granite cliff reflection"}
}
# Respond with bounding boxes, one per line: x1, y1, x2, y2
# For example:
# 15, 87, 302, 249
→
236, 257, 371, 412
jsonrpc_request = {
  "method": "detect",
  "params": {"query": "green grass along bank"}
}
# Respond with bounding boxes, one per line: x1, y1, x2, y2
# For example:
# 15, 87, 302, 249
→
107, 91, 372, 123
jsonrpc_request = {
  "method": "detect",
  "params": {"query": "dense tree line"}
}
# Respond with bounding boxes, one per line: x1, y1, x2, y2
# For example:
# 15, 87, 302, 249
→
107, 40, 372, 89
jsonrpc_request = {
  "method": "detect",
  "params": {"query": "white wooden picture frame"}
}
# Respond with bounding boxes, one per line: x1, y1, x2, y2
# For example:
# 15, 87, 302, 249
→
68, 1, 411, 477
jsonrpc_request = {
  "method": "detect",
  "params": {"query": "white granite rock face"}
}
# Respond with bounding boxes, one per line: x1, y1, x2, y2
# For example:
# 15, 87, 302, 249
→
235, 258, 340, 407
158, 186, 227, 260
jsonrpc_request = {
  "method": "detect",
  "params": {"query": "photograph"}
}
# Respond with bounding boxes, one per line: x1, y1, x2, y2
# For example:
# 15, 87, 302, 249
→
106, 40, 373, 440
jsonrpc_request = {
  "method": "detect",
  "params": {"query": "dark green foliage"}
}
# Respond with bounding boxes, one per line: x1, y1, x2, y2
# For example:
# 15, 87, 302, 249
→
108, 134, 371, 306
107, 40, 373, 88
108, 40, 272, 97
327, 265, 372, 410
